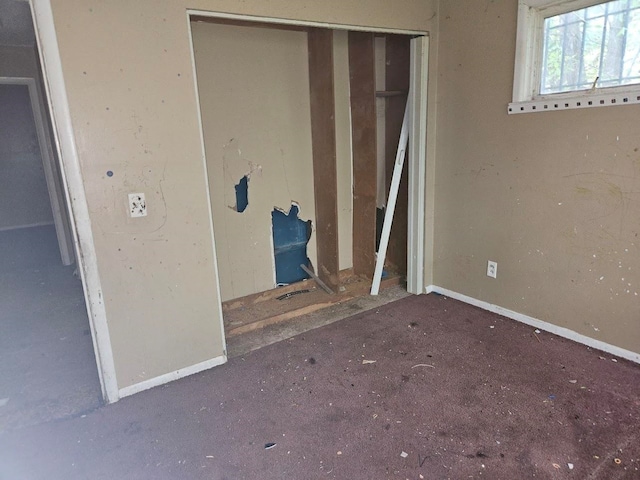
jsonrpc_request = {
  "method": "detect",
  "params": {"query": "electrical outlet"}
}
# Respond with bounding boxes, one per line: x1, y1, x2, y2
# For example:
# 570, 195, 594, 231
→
487, 260, 497, 279
128, 193, 147, 217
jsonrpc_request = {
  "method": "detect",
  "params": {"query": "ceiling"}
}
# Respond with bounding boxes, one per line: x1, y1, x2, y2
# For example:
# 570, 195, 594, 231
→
0, 0, 35, 47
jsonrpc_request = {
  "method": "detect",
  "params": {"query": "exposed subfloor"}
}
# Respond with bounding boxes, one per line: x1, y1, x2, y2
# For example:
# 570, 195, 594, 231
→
1, 293, 639, 479
0, 226, 102, 432
225, 273, 410, 358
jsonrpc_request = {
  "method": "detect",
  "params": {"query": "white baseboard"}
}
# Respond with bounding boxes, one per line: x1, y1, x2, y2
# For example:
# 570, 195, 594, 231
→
118, 354, 227, 399
0, 221, 55, 232
425, 285, 640, 365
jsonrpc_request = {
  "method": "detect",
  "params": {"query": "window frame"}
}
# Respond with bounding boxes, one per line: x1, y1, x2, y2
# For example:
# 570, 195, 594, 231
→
510, 0, 640, 113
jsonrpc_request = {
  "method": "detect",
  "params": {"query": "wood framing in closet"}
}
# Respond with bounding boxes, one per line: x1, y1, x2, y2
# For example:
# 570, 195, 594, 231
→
308, 28, 340, 291
188, 13, 427, 340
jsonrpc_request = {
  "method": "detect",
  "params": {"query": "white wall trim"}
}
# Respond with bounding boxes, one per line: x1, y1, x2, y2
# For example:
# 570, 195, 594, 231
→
186, 13, 229, 357
187, 9, 428, 36
425, 285, 640, 364
0, 221, 54, 232
30, 0, 120, 403
118, 354, 227, 399
406, 36, 429, 295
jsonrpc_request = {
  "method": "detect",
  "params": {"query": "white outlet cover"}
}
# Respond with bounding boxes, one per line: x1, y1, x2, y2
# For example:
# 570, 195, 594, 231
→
128, 193, 147, 217
487, 260, 497, 278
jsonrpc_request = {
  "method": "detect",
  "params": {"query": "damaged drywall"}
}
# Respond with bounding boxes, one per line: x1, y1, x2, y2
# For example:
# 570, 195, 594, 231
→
192, 22, 319, 300
222, 138, 263, 213
234, 175, 249, 212
272, 204, 312, 284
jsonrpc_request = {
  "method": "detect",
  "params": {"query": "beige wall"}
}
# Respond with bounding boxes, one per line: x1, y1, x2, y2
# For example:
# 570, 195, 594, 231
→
192, 22, 318, 301
334, 30, 355, 271
192, 24, 354, 302
0, 45, 38, 77
434, 1, 640, 353
47, 0, 436, 391
0, 47, 42, 230
0, 84, 53, 230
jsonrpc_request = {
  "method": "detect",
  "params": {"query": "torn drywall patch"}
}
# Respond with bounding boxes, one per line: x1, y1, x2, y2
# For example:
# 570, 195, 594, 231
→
272, 204, 312, 284
235, 175, 249, 213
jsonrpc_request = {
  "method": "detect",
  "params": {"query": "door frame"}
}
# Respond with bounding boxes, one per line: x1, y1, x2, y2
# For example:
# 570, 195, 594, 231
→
0, 76, 74, 265
186, 10, 430, 297
30, 0, 119, 403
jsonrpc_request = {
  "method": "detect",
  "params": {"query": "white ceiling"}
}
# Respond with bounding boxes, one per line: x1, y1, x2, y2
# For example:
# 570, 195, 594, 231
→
0, 0, 35, 47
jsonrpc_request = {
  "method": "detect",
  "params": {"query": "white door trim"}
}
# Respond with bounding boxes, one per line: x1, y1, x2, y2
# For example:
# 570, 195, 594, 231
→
0, 76, 74, 265
187, 10, 428, 36
406, 36, 429, 295
185, 13, 229, 358
30, 0, 119, 403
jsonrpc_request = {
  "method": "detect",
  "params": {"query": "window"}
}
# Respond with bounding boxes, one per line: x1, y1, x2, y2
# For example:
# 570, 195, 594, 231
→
510, 0, 640, 114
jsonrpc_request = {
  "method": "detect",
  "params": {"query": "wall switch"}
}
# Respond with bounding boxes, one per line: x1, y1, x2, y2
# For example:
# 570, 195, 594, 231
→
487, 260, 497, 278
128, 193, 147, 217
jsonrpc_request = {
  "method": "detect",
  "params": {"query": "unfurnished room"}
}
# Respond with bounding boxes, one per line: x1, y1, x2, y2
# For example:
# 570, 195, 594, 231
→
1, 1, 639, 479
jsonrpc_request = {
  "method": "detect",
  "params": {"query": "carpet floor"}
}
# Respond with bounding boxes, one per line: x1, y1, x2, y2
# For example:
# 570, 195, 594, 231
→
0, 226, 102, 432
1, 293, 639, 479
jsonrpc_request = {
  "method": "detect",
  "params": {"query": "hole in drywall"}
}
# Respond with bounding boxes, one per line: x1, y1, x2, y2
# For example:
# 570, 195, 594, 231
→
271, 204, 312, 285
234, 175, 249, 213
376, 207, 385, 252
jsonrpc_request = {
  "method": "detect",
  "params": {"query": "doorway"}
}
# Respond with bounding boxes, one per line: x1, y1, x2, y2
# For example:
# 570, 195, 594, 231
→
188, 13, 428, 345
0, 0, 102, 431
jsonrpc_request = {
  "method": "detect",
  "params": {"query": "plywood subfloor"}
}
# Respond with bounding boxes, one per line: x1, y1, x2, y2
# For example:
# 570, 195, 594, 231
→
223, 271, 402, 339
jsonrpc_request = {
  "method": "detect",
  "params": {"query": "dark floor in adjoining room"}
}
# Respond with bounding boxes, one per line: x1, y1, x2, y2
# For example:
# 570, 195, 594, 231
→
0, 225, 102, 432
1, 292, 639, 480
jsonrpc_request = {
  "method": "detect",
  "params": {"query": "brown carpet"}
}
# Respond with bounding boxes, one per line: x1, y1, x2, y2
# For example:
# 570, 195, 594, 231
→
1, 293, 639, 479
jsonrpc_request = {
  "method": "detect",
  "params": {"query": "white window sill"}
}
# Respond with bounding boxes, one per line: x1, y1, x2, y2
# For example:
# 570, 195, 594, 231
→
508, 87, 640, 114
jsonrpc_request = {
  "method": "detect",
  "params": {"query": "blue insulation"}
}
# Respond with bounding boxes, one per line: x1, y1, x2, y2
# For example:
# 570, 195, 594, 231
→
272, 205, 312, 284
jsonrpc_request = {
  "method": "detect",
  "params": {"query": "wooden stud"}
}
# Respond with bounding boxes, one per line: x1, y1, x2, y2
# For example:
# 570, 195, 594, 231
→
348, 31, 377, 279
307, 28, 340, 290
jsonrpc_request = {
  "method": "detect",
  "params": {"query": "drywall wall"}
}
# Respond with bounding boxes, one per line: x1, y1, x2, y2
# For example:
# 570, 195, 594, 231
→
193, 23, 354, 302
192, 22, 318, 301
334, 30, 354, 272
0, 84, 53, 230
45, 0, 436, 392
0, 45, 37, 77
434, 0, 640, 353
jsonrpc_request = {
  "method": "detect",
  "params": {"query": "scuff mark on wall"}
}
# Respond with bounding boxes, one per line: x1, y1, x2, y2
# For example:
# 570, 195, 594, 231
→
272, 203, 312, 285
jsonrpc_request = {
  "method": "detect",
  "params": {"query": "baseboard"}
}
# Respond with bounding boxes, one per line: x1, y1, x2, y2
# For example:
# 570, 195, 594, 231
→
0, 221, 55, 232
118, 354, 227, 399
425, 285, 640, 365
